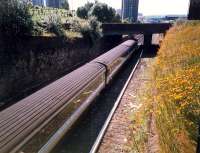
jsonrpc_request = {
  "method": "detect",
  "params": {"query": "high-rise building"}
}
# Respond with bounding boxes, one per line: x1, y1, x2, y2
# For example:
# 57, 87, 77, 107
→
122, 0, 139, 22
46, 0, 61, 8
32, 0, 45, 6
31, 0, 63, 8
188, 0, 200, 20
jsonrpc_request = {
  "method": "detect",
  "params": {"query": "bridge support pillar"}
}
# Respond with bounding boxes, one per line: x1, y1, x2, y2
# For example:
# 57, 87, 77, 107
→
144, 34, 153, 51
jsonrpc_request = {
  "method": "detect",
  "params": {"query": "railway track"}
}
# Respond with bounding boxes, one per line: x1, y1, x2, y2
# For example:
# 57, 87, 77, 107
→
90, 49, 143, 153
0, 36, 143, 153
50, 47, 143, 153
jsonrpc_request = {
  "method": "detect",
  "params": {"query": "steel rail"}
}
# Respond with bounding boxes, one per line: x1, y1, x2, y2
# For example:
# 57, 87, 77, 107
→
89, 49, 143, 153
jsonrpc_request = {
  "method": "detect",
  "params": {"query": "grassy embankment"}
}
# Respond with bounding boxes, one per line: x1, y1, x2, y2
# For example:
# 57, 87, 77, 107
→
130, 21, 200, 153
30, 7, 81, 38
29, 7, 101, 40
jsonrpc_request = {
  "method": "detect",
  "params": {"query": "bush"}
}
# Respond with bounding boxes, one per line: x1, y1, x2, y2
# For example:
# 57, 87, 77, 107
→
76, 2, 94, 19
60, 0, 69, 10
77, 2, 121, 23
88, 16, 101, 35
0, 0, 34, 37
88, 3, 116, 23
112, 14, 121, 23
44, 14, 65, 37
76, 7, 89, 19
65, 16, 101, 41
66, 17, 82, 32
79, 17, 101, 43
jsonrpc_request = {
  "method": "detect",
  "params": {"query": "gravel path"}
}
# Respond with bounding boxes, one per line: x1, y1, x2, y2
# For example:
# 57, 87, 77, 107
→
98, 56, 156, 153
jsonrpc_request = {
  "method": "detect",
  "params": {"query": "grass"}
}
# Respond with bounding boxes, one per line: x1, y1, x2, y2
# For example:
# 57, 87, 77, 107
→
30, 7, 74, 24
128, 59, 156, 153
29, 6, 82, 38
148, 21, 200, 153
29, 7, 101, 41
129, 21, 200, 153
129, 104, 149, 153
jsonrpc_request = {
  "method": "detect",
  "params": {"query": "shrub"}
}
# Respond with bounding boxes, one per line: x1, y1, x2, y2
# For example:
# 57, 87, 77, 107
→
60, 0, 69, 10
88, 3, 116, 23
112, 14, 121, 23
79, 16, 101, 43
88, 16, 101, 36
44, 14, 65, 37
65, 17, 101, 42
0, 0, 34, 37
76, 2, 94, 19
77, 2, 121, 23
67, 17, 82, 32
76, 7, 89, 19
79, 22, 91, 38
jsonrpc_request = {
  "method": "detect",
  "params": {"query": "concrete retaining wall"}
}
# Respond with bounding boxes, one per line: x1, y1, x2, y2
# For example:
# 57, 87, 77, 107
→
0, 36, 121, 108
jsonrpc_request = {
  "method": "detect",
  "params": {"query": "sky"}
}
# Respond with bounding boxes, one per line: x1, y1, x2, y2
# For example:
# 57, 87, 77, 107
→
68, 0, 190, 16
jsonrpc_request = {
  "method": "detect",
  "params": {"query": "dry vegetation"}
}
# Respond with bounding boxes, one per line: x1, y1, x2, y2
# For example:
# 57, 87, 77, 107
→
130, 21, 200, 153
153, 21, 200, 153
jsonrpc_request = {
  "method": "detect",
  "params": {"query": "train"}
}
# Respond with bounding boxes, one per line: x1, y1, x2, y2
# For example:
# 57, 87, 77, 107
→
0, 39, 139, 153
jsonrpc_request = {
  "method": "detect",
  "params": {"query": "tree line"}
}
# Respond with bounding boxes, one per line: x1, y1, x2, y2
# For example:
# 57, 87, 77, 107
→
76, 1, 121, 23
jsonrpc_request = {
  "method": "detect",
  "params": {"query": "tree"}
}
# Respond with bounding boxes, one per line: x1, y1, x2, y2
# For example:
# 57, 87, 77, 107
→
88, 3, 119, 23
77, 2, 121, 23
112, 14, 121, 23
60, 0, 69, 10
76, 2, 94, 19
77, 7, 88, 19
0, 0, 34, 37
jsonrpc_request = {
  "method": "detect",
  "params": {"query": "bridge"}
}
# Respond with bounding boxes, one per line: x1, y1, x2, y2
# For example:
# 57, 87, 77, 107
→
102, 23, 172, 46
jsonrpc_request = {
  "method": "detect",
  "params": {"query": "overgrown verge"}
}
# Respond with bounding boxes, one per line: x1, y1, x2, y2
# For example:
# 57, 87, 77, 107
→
129, 102, 149, 153
129, 21, 200, 153
128, 59, 156, 153
149, 21, 200, 153
0, 0, 101, 42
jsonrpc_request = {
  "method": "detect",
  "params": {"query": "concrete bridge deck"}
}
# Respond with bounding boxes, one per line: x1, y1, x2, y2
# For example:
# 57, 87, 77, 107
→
102, 23, 172, 35
102, 23, 171, 47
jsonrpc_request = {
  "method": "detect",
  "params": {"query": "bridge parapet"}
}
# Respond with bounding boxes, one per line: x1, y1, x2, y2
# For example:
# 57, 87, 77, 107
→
102, 23, 172, 35
102, 23, 172, 47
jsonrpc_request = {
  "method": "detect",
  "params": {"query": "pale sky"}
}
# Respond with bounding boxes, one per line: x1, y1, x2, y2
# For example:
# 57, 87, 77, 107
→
68, 0, 190, 16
